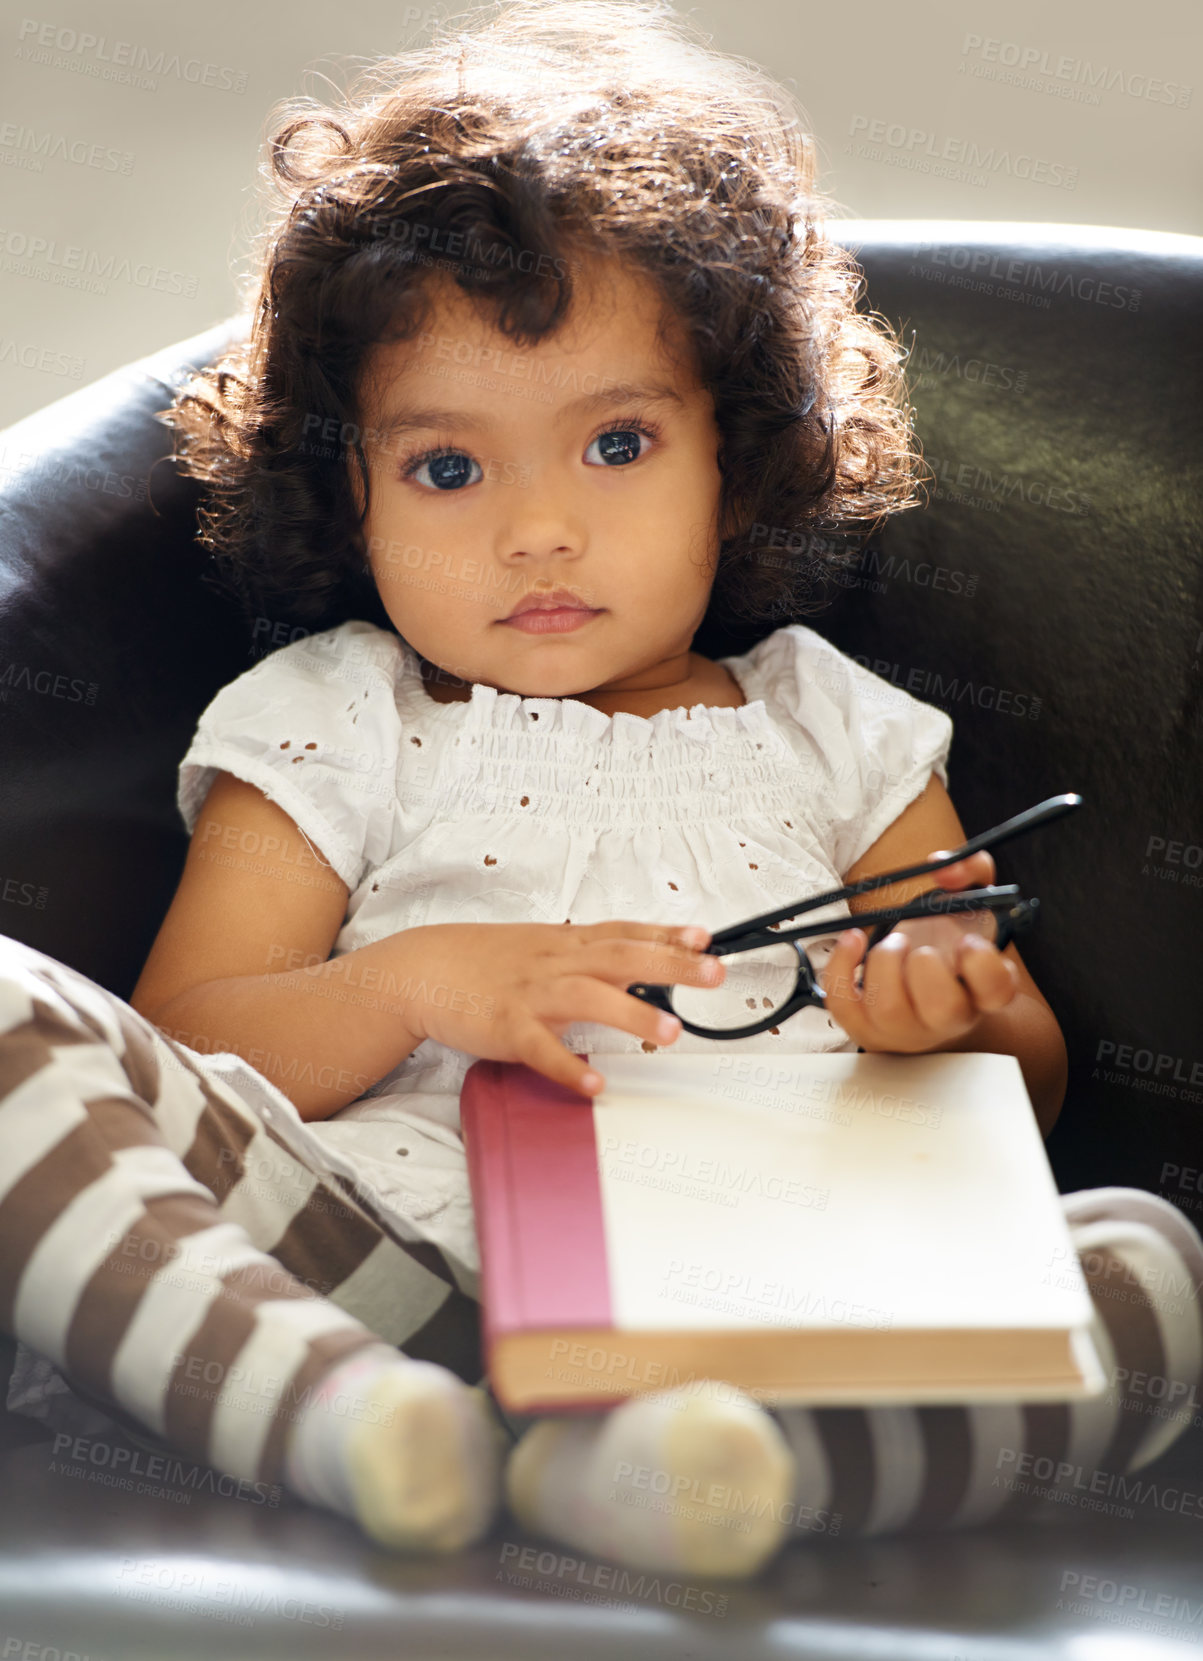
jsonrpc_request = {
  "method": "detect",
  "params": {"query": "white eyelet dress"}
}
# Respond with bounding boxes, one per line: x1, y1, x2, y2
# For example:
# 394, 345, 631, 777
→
175, 620, 953, 1294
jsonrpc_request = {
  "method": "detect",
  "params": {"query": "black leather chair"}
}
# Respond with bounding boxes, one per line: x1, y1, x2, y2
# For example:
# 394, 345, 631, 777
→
2, 222, 1201, 1658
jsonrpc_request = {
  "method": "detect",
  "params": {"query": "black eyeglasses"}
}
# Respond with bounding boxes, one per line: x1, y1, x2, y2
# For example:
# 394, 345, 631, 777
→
628, 793, 1082, 1041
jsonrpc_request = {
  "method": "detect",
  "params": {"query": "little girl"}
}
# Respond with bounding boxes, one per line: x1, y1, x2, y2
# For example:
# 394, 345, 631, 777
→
3, 0, 1201, 1581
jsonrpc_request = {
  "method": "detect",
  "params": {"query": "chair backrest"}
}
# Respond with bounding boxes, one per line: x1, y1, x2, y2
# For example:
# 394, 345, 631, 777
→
2, 224, 1200, 1196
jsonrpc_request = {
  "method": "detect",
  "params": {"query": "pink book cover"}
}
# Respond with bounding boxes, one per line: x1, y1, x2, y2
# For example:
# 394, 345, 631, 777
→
461, 1049, 1104, 1412
460, 1055, 624, 1412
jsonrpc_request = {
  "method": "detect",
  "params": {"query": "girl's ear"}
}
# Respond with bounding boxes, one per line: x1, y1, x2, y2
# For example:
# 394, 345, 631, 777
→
716, 484, 748, 547
347, 458, 366, 518
346, 458, 373, 577
712, 437, 749, 547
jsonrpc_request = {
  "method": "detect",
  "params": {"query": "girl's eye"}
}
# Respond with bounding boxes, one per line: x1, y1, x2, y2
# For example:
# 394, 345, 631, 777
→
584, 421, 660, 467
400, 416, 660, 490
403, 449, 482, 492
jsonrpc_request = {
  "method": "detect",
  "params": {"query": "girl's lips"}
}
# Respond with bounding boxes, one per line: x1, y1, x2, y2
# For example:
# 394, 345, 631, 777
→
499, 607, 603, 634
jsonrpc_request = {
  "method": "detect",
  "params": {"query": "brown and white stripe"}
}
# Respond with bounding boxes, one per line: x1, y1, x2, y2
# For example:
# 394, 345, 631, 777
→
0, 934, 484, 1490
6, 929, 1201, 1544
771, 1185, 1203, 1542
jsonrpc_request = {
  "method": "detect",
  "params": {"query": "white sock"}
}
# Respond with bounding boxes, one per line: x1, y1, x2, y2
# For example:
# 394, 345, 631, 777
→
505, 1379, 795, 1577
283, 1345, 508, 1553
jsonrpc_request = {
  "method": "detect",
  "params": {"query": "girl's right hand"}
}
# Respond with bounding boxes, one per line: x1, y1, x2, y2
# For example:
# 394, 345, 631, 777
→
392, 920, 724, 1097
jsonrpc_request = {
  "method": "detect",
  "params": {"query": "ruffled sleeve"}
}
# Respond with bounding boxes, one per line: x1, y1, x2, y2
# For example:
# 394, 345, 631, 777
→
758, 623, 954, 877
176, 620, 403, 893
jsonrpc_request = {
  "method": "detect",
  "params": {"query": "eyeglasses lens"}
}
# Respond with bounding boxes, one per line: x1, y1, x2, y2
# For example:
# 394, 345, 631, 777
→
667, 941, 802, 1032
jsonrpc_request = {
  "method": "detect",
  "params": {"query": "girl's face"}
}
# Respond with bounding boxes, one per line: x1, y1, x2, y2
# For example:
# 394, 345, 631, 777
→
352, 256, 725, 707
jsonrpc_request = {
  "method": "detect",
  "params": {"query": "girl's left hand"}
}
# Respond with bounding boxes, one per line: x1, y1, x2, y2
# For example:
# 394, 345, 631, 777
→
819, 848, 1021, 1053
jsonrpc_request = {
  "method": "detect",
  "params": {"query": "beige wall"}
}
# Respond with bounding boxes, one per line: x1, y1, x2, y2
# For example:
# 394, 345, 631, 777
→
1, 0, 1198, 427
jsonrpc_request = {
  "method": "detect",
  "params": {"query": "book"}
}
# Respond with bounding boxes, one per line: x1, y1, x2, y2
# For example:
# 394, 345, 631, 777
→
460, 1048, 1106, 1414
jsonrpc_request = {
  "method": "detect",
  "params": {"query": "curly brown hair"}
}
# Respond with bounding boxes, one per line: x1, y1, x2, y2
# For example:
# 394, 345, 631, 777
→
161, 0, 926, 642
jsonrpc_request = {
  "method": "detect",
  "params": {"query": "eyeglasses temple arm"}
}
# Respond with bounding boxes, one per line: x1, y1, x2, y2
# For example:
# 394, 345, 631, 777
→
747, 885, 1021, 948
707, 793, 1081, 949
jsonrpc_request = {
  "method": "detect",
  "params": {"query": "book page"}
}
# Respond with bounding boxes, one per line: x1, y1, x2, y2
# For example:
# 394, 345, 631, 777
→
589, 1050, 1094, 1337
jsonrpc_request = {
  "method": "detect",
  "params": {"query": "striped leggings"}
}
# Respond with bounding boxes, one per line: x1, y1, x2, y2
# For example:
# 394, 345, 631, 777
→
2, 931, 1201, 1538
